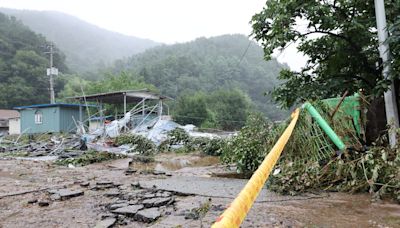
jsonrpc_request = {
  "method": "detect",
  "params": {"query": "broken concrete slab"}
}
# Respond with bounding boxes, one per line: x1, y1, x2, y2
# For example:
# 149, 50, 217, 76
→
96, 181, 114, 185
112, 205, 144, 217
152, 170, 166, 175
109, 203, 129, 210
107, 158, 132, 169
143, 193, 156, 199
131, 181, 140, 188
48, 189, 84, 200
142, 197, 173, 208
156, 191, 171, 198
27, 199, 38, 204
94, 218, 116, 228
124, 169, 137, 175
38, 201, 49, 207
104, 190, 120, 197
80, 182, 90, 187
140, 176, 274, 200
134, 208, 161, 223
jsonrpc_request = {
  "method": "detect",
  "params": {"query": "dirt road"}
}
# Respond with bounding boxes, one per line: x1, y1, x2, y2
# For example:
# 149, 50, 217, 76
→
0, 154, 399, 227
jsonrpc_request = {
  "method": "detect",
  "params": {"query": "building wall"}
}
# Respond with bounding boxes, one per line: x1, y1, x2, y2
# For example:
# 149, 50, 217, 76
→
20, 107, 60, 133
9, 118, 20, 135
59, 106, 86, 132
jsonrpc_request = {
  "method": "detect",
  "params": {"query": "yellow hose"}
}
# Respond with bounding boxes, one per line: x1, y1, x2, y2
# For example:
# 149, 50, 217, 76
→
212, 108, 300, 228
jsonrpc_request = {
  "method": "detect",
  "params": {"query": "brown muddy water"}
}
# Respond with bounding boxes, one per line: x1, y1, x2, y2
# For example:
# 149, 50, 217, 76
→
0, 154, 399, 227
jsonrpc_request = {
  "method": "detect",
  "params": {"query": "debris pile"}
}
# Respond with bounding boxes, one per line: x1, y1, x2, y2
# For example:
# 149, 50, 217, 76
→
95, 181, 176, 225
0, 134, 86, 159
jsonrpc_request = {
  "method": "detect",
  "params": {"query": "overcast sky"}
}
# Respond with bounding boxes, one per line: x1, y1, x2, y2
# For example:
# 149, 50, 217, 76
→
0, 0, 307, 70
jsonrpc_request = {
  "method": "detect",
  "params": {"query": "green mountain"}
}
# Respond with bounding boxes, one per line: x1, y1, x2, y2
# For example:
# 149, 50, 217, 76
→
112, 34, 289, 120
0, 12, 67, 108
0, 8, 159, 75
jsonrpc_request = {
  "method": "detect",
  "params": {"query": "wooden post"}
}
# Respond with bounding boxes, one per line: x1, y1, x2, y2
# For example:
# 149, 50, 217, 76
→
123, 93, 127, 114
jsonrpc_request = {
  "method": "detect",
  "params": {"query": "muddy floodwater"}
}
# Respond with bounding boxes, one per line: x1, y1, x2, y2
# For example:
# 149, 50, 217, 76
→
0, 153, 399, 227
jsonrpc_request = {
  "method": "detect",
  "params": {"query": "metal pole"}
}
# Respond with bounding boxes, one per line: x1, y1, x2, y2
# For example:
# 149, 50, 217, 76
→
123, 93, 127, 114
49, 44, 55, 104
374, 0, 399, 147
142, 100, 145, 116
303, 103, 346, 151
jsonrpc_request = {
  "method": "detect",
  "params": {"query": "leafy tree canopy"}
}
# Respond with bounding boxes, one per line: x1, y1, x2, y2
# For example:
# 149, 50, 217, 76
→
59, 71, 158, 98
251, 0, 400, 108
0, 12, 67, 108
112, 34, 290, 120
172, 89, 252, 130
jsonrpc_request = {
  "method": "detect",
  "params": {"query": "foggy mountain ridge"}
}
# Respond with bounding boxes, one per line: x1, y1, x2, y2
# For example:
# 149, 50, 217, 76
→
0, 8, 160, 73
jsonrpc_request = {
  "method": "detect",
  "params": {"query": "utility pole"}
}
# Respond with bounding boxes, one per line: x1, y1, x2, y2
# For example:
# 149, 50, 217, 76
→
45, 43, 57, 104
374, 0, 400, 147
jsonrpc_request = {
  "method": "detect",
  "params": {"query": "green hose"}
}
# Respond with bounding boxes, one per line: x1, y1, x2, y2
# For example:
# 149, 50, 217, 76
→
303, 102, 346, 151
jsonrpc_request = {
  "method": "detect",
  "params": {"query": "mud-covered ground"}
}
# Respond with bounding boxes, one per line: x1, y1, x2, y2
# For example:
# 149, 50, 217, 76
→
0, 154, 399, 228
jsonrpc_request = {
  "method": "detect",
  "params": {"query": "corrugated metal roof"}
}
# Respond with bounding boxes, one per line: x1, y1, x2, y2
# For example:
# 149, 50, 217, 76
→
67, 89, 172, 104
0, 109, 20, 119
14, 103, 97, 110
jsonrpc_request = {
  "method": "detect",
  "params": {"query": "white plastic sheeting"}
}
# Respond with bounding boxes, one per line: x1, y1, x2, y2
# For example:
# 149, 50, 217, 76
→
105, 112, 131, 138
133, 119, 180, 146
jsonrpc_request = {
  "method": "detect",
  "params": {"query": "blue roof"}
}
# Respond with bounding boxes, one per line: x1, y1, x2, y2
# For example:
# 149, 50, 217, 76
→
14, 103, 97, 110
89, 115, 113, 121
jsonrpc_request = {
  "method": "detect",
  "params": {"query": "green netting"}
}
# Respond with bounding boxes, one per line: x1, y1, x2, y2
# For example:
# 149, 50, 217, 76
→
280, 101, 363, 164
322, 93, 362, 135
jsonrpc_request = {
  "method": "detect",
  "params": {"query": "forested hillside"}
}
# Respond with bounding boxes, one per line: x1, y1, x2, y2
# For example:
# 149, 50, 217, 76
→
0, 12, 67, 108
112, 34, 289, 120
0, 8, 159, 75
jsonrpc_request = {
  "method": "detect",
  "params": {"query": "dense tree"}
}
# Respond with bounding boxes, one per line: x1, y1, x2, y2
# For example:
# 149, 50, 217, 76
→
112, 34, 290, 120
173, 92, 210, 127
59, 71, 157, 97
172, 89, 252, 130
0, 13, 67, 108
390, 17, 400, 83
206, 89, 252, 130
0, 8, 159, 75
251, 0, 400, 108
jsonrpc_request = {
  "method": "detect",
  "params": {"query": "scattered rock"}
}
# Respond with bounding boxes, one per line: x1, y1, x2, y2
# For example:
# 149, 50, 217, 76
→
156, 191, 171, 198
109, 203, 129, 210
143, 193, 156, 199
115, 200, 128, 204
112, 205, 144, 217
131, 181, 140, 188
211, 204, 225, 211
153, 170, 166, 175
38, 201, 49, 207
94, 218, 116, 228
50, 194, 61, 201
27, 199, 38, 204
104, 190, 120, 197
142, 197, 174, 208
184, 210, 200, 220
96, 181, 114, 185
92, 182, 119, 190
134, 208, 161, 223
125, 169, 137, 175
80, 182, 90, 187
128, 200, 139, 205
99, 213, 117, 219
49, 189, 84, 200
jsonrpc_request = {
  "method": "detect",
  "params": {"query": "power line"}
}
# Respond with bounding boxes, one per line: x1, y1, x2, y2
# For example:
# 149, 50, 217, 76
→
237, 40, 252, 66
173, 114, 246, 123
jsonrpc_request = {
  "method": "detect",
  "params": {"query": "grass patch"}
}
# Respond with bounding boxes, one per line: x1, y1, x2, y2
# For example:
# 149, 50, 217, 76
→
54, 150, 127, 166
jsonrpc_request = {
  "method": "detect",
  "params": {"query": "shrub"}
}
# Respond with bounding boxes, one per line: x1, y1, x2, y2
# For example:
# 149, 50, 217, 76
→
114, 134, 155, 155
221, 113, 272, 173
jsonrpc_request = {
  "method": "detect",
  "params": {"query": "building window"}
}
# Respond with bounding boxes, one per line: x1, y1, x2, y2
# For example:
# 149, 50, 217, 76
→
35, 111, 43, 124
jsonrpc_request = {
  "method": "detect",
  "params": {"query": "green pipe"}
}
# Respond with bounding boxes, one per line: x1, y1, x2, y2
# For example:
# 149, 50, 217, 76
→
303, 102, 346, 151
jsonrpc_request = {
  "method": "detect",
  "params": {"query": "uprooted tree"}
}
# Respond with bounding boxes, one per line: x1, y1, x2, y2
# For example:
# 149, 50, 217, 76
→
251, 0, 400, 108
